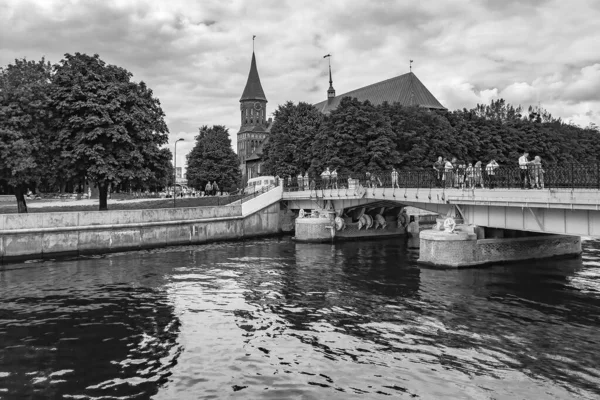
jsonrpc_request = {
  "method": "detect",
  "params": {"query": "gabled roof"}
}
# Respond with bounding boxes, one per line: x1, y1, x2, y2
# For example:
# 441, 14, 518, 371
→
240, 52, 267, 102
314, 72, 445, 113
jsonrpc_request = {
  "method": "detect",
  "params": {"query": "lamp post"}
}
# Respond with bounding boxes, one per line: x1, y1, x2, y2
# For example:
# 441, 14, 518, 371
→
174, 138, 184, 208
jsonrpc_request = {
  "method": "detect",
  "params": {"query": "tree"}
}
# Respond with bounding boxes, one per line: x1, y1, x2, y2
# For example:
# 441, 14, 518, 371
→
51, 53, 169, 210
186, 125, 241, 192
0, 58, 55, 213
129, 147, 173, 192
261, 101, 324, 177
311, 97, 399, 174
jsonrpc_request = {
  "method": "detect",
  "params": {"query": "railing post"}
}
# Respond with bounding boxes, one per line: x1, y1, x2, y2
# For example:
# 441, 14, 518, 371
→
571, 163, 574, 190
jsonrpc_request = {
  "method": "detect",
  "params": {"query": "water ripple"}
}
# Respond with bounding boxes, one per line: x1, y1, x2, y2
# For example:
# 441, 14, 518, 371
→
0, 238, 599, 399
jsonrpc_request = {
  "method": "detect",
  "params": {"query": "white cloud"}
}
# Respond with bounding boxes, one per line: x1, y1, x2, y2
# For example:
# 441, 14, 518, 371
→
1, 0, 599, 162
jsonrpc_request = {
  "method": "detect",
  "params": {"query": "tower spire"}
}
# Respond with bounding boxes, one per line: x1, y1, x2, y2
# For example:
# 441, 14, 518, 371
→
324, 54, 335, 99
240, 49, 267, 102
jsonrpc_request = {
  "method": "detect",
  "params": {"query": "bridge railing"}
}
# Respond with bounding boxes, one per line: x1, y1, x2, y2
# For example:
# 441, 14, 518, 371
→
282, 163, 600, 192
240, 183, 280, 203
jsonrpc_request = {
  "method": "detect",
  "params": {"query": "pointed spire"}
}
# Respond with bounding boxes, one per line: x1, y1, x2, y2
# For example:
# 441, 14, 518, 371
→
240, 51, 267, 102
324, 54, 335, 99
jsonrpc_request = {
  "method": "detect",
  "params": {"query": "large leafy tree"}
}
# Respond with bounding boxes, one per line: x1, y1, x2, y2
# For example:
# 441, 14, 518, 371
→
0, 58, 56, 213
186, 125, 241, 192
262, 101, 324, 177
311, 97, 399, 174
51, 53, 169, 210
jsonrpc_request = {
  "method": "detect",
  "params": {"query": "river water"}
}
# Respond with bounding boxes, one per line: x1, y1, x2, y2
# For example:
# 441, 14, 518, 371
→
1, 237, 599, 399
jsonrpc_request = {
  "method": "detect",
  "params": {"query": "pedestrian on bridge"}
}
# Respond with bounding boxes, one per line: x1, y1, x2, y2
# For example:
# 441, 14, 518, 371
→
518, 151, 531, 189
433, 156, 444, 187
331, 168, 338, 189
531, 156, 545, 189
212, 181, 219, 196
321, 167, 331, 189
486, 159, 499, 189
369, 172, 381, 188
297, 172, 304, 190
443, 158, 453, 188
466, 163, 474, 189
391, 168, 399, 188
474, 161, 484, 188
205, 181, 212, 196
451, 158, 459, 188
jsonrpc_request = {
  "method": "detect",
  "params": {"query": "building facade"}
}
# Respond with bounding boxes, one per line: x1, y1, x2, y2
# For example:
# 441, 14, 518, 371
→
237, 52, 272, 179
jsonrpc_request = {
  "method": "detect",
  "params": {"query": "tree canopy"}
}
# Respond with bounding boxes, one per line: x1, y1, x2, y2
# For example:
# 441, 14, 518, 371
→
262, 101, 324, 177
51, 53, 170, 210
186, 125, 241, 192
262, 97, 600, 176
0, 58, 55, 213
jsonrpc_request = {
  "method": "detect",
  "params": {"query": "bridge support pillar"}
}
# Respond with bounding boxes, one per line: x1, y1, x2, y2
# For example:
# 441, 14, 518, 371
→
418, 226, 581, 268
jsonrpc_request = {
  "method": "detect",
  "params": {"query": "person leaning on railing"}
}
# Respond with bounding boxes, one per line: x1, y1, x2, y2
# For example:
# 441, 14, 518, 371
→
530, 156, 545, 189
486, 159, 499, 189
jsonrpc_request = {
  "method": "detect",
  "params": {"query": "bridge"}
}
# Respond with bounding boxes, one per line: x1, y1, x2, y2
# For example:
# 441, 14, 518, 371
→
277, 164, 600, 238
283, 186, 600, 237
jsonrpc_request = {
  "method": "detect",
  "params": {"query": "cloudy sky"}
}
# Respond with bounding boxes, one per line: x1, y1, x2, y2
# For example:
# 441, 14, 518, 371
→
1, 0, 599, 167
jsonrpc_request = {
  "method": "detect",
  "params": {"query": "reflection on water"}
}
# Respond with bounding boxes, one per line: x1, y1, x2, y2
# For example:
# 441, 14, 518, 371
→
0, 238, 599, 399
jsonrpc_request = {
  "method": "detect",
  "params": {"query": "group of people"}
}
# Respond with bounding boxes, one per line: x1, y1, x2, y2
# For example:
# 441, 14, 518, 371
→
204, 181, 220, 196
286, 151, 545, 191
433, 157, 498, 189
432, 152, 544, 189
518, 152, 545, 189
294, 168, 342, 190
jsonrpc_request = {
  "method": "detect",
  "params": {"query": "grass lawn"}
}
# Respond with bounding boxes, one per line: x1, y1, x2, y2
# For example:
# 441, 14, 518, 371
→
0, 195, 242, 214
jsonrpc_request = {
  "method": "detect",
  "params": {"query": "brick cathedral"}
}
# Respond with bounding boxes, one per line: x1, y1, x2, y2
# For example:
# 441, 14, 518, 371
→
236, 50, 446, 179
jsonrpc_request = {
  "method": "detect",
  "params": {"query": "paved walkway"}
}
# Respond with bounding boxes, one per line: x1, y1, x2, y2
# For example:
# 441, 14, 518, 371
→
10, 197, 166, 209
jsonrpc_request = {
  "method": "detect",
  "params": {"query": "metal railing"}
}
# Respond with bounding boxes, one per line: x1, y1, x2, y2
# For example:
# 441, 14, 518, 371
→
240, 184, 280, 203
282, 163, 600, 193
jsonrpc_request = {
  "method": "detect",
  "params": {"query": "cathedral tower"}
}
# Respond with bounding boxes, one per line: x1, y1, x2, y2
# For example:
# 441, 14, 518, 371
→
237, 51, 270, 178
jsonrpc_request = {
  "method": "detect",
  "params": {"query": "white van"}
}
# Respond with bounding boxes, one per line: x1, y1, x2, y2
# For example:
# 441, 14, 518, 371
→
245, 176, 276, 194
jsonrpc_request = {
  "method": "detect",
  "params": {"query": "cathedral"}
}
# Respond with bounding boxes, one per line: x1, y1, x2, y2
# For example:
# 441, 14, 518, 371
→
236, 51, 446, 178
237, 52, 272, 179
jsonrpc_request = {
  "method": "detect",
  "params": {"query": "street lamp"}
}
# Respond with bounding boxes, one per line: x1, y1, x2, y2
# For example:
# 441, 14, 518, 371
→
174, 138, 184, 208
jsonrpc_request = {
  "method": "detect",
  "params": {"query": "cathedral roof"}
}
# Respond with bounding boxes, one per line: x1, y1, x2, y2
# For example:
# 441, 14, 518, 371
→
314, 72, 445, 113
240, 52, 267, 102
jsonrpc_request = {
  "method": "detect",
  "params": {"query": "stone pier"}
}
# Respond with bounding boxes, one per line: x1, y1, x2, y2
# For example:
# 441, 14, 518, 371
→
418, 224, 581, 268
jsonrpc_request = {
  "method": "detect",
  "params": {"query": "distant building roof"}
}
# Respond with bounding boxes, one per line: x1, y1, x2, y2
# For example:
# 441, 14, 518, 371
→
314, 72, 445, 114
240, 52, 267, 102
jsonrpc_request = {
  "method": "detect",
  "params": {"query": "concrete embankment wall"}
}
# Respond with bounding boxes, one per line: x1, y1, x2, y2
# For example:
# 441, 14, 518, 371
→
0, 202, 281, 265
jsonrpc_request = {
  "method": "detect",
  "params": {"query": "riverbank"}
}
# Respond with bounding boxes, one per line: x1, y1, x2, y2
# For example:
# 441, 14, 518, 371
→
0, 187, 283, 266
0, 195, 241, 214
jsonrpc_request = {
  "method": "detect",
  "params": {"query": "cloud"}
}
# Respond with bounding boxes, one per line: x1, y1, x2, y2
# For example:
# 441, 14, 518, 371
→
1, 0, 599, 165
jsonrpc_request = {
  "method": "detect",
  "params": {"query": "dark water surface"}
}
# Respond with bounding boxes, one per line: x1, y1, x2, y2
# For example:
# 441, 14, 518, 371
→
1, 237, 599, 399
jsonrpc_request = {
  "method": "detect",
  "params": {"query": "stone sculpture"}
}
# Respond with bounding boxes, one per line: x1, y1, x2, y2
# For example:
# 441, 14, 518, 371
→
397, 211, 408, 229
357, 214, 373, 230
334, 216, 346, 231
298, 209, 305, 219
443, 217, 456, 233
373, 214, 387, 229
